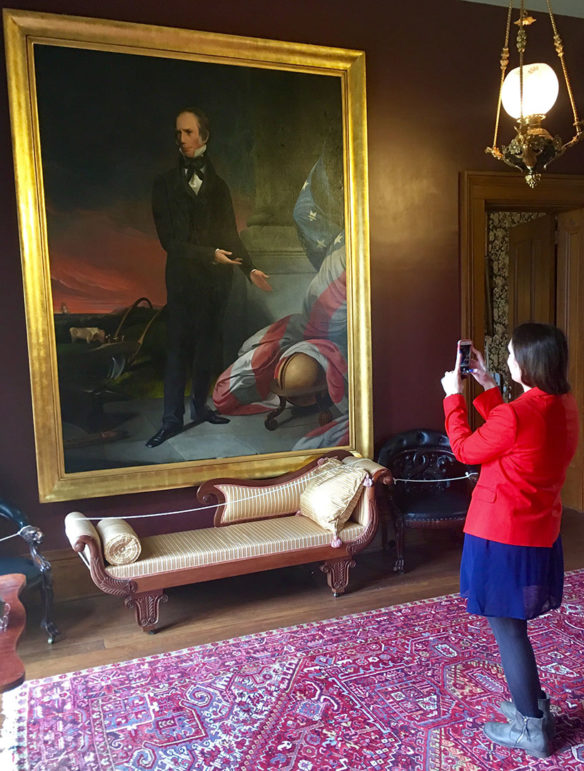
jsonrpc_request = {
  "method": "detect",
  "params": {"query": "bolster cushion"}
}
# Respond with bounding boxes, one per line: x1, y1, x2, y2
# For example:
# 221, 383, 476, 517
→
214, 466, 322, 525
96, 518, 142, 566
105, 517, 367, 579
65, 511, 101, 550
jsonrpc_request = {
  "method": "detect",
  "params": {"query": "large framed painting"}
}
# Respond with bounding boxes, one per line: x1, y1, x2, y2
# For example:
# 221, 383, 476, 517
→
3, 9, 372, 502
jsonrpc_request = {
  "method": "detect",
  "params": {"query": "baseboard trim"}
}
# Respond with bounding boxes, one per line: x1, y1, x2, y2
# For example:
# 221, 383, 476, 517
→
46, 548, 102, 602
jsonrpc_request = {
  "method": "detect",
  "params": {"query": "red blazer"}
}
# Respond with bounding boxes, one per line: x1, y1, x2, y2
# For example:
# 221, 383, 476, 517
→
443, 386, 579, 547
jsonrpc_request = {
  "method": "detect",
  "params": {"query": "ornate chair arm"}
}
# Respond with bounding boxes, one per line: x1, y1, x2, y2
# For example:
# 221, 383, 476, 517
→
18, 524, 52, 574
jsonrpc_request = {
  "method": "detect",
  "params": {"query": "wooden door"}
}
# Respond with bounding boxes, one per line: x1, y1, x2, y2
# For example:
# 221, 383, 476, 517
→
508, 214, 556, 332
556, 208, 584, 511
508, 214, 556, 399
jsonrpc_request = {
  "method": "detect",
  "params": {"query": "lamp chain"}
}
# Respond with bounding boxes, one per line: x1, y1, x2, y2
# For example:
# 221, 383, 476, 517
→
546, 0, 583, 137
517, 1, 528, 121
491, 0, 514, 150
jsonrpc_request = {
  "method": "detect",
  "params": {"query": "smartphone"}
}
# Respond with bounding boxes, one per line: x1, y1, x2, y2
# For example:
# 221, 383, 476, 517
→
457, 339, 473, 378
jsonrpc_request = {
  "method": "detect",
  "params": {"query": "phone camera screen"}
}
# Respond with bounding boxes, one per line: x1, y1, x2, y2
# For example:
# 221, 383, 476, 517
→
459, 342, 472, 377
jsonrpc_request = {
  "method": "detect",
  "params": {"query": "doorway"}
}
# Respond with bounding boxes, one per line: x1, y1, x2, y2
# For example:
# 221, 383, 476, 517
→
460, 171, 584, 510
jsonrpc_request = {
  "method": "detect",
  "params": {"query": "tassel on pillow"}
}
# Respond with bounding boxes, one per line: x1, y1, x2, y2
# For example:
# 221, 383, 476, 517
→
299, 459, 370, 546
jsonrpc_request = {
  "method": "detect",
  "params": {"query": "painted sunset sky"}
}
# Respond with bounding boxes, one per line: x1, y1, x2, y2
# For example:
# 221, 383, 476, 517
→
35, 45, 257, 314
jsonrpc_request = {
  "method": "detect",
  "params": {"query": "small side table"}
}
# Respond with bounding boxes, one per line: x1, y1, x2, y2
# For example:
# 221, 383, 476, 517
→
0, 573, 26, 692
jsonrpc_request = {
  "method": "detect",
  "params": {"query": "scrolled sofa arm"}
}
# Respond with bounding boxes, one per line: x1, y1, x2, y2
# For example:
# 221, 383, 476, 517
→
65, 511, 100, 549
197, 450, 354, 527
339, 457, 393, 528
341, 456, 393, 482
64, 511, 103, 565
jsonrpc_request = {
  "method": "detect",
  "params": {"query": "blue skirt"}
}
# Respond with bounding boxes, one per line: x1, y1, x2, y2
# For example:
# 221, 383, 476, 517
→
460, 533, 564, 620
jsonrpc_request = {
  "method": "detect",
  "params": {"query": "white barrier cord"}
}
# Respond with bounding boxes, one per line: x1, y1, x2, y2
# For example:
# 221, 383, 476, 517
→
393, 472, 478, 483
75, 477, 322, 521
4, 474, 479, 532
0, 528, 27, 543
67, 472, 479, 523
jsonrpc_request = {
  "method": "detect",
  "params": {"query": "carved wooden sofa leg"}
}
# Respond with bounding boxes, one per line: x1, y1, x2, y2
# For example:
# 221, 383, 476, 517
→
321, 557, 356, 597
125, 590, 168, 633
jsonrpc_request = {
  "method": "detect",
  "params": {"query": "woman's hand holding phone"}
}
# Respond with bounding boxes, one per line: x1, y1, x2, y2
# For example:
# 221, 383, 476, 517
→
469, 346, 498, 391
441, 342, 498, 396
441, 348, 463, 396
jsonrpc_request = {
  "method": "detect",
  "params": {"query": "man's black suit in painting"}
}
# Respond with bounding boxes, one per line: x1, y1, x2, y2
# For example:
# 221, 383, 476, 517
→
152, 155, 254, 429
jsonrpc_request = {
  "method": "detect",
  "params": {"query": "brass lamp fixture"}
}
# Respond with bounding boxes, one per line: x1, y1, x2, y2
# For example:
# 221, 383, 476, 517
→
486, 0, 583, 188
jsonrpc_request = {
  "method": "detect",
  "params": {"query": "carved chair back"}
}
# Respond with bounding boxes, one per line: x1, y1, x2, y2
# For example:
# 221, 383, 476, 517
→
377, 429, 477, 572
0, 498, 59, 643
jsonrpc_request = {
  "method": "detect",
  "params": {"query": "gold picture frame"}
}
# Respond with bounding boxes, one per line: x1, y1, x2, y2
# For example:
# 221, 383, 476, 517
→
3, 8, 372, 502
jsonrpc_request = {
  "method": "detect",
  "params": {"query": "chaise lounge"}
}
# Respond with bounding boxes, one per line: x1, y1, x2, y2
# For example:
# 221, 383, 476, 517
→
64, 451, 392, 631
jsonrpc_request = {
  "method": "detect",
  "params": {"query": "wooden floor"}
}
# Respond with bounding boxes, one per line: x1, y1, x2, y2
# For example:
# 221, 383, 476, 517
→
10, 509, 584, 685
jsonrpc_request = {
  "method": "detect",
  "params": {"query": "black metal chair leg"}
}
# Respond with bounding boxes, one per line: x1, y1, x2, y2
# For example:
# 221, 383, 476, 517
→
393, 515, 405, 573
39, 572, 60, 644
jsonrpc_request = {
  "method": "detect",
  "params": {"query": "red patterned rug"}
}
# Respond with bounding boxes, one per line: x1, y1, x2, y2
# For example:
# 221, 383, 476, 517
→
2, 571, 584, 770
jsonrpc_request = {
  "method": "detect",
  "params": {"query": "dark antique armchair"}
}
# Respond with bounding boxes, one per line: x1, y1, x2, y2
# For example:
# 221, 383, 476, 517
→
0, 499, 59, 643
377, 429, 478, 573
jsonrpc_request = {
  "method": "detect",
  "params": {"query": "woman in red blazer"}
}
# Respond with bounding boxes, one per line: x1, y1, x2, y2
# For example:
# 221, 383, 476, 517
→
441, 323, 579, 760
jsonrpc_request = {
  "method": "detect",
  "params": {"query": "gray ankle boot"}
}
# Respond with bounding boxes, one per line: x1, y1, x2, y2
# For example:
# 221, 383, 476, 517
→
484, 711, 551, 758
499, 692, 554, 736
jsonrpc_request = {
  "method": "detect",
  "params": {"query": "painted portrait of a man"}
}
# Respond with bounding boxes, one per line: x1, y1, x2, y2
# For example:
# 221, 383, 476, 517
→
34, 44, 348, 474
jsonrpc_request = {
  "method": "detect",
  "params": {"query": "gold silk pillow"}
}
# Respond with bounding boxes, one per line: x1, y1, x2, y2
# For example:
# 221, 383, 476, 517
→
299, 458, 370, 547
96, 517, 142, 566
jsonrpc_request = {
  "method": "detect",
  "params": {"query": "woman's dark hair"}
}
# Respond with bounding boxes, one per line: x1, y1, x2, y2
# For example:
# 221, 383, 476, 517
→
511, 322, 570, 395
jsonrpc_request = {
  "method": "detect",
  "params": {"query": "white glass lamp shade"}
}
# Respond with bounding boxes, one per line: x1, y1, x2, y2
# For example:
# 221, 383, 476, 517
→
501, 63, 559, 119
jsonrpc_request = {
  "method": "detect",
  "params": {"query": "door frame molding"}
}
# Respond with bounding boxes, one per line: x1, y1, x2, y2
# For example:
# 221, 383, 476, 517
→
460, 171, 584, 350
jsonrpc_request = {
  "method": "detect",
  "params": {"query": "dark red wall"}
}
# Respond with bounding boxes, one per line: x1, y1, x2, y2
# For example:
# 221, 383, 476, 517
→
1, 0, 584, 547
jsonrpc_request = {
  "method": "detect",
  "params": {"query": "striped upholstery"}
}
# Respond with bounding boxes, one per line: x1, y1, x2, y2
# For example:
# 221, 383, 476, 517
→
215, 468, 320, 524
350, 492, 371, 527
214, 456, 385, 526
106, 516, 366, 579
96, 518, 141, 566
342, 457, 385, 527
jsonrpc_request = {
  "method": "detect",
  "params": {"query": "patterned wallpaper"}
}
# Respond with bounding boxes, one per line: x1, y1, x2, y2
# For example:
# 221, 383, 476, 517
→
485, 210, 543, 399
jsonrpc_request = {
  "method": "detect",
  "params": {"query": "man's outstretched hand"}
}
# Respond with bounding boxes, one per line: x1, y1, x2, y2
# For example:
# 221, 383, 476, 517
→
250, 269, 272, 292
214, 249, 272, 291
